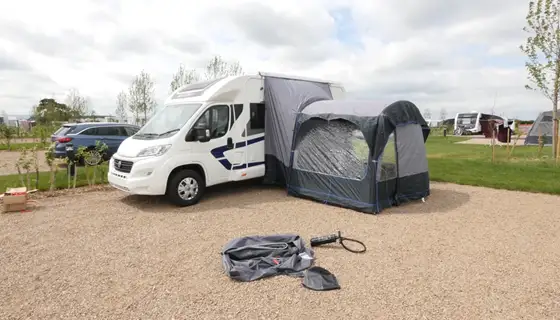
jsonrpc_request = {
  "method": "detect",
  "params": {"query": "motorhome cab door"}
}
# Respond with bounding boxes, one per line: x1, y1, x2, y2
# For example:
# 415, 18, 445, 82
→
188, 104, 246, 185
224, 101, 265, 182
226, 103, 248, 180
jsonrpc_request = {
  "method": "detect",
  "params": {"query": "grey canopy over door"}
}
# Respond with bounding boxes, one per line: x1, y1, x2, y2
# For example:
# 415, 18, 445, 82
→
262, 76, 333, 185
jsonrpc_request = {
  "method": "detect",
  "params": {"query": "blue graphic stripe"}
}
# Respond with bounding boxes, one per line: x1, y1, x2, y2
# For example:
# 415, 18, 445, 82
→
211, 146, 230, 158
211, 136, 265, 170
219, 160, 266, 170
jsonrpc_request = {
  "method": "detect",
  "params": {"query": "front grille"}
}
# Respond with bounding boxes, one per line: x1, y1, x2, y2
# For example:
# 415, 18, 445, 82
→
113, 158, 133, 173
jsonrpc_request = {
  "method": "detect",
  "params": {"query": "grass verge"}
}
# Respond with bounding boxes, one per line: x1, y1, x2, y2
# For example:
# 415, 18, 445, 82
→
0, 142, 49, 151
429, 158, 560, 194
426, 136, 560, 194
0, 164, 109, 192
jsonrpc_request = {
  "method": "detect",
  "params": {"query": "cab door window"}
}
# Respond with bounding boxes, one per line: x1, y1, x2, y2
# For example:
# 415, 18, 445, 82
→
192, 105, 230, 139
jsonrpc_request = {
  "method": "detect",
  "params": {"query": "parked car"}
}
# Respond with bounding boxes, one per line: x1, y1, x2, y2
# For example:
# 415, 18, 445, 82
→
51, 122, 140, 165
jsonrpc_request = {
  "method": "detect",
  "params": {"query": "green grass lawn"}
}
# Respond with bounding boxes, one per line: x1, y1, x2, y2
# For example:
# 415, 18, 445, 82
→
0, 142, 49, 151
0, 164, 109, 192
426, 136, 560, 194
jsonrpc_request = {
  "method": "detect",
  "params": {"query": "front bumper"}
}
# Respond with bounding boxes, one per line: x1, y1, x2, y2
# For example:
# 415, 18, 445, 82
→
107, 156, 168, 195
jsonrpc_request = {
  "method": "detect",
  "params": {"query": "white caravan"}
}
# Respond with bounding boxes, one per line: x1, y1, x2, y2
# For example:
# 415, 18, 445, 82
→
108, 72, 345, 206
453, 111, 503, 135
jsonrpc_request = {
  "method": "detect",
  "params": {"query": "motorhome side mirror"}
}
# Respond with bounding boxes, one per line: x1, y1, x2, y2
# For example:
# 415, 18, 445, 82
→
194, 128, 211, 142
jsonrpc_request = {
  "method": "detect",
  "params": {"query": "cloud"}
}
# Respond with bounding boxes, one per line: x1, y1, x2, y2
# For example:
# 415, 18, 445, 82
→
217, 2, 335, 48
0, 49, 30, 71
0, 0, 550, 120
0, 20, 96, 66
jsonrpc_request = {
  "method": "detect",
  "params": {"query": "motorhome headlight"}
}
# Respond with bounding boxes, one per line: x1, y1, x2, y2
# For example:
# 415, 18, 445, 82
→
136, 144, 172, 157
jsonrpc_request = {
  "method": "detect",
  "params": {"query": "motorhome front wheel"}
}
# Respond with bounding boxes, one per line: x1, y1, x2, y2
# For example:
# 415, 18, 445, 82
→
166, 169, 206, 206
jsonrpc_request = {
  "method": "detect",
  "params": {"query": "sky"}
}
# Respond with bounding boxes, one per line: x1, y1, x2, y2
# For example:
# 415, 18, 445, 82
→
0, 0, 552, 120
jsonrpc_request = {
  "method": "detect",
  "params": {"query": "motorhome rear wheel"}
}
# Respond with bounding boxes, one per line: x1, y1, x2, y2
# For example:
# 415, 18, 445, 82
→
166, 169, 206, 206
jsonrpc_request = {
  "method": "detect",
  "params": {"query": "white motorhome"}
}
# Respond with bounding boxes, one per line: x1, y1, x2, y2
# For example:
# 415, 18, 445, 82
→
108, 72, 345, 206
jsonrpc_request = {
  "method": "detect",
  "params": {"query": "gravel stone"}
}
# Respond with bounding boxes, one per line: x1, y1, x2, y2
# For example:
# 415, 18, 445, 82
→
0, 182, 559, 319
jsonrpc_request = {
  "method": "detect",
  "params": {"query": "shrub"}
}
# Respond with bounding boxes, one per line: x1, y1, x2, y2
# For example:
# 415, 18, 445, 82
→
0, 124, 16, 150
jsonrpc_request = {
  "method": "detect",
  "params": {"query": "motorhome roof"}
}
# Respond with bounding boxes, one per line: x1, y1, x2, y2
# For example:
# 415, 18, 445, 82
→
168, 76, 242, 103
167, 73, 344, 104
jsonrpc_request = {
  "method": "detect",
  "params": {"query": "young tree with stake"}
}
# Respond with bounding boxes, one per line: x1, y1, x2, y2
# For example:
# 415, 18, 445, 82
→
65, 88, 89, 119
115, 91, 128, 123
520, 0, 560, 157
128, 70, 156, 125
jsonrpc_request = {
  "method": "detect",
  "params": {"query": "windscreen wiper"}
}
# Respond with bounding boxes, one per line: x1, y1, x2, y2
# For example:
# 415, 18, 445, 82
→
158, 129, 180, 137
135, 133, 159, 138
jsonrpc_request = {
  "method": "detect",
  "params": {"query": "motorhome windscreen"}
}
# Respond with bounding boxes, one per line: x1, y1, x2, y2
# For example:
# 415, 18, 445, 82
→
134, 103, 202, 139
458, 113, 477, 125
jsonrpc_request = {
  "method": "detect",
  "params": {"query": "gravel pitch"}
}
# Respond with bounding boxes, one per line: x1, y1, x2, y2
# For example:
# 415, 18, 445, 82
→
1, 182, 559, 320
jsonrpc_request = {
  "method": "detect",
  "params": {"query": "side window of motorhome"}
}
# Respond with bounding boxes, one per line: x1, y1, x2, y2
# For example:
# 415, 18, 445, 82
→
230, 104, 243, 129
234, 104, 243, 120
248, 103, 265, 136
193, 105, 230, 139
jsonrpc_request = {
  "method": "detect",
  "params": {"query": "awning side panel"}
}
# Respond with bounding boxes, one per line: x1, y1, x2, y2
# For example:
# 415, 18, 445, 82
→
263, 76, 332, 185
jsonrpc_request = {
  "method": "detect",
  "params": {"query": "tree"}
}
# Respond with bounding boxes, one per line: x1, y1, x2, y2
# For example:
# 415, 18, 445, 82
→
33, 98, 72, 124
204, 55, 244, 80
169, 55, 244, 93
170, 64, 200, 93
128, 70, 156, 125
439, 108, 448, 120
0, 124, 15, 150
127, 94, 140, 125
520, 0, 560, 157
423, 108, 432, 119
115, 91, 128, 123
65, 88, 89, 119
